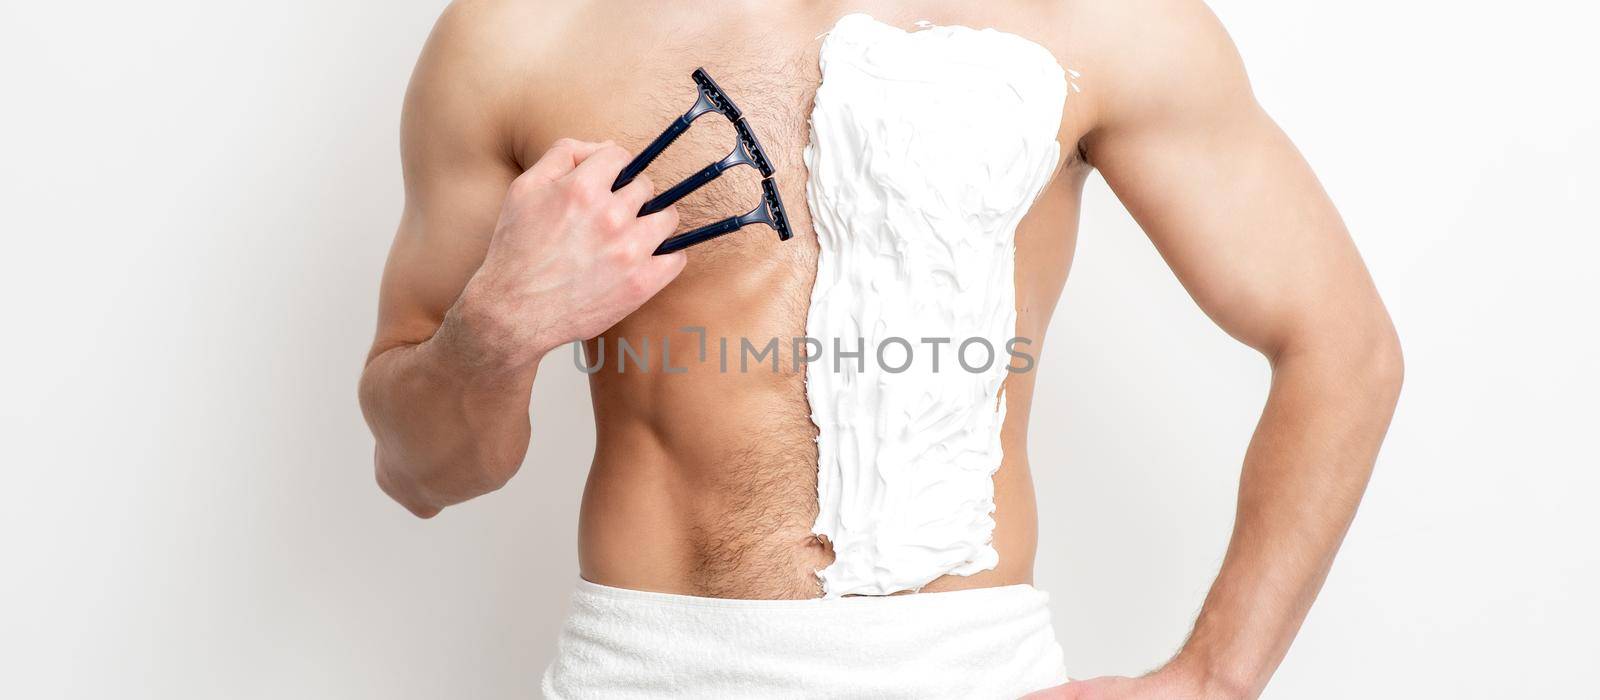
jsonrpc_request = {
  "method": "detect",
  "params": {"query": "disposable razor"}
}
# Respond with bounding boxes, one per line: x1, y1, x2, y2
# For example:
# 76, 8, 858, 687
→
610, 67, 793, 255
637, 118, 773, 216
654, 178, 791, 255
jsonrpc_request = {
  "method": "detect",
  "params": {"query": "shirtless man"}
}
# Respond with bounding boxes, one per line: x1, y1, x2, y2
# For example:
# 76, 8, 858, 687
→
358, 1, 1403, 697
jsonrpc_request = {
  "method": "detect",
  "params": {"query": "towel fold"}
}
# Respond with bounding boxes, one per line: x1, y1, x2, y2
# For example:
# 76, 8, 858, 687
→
541, 579, 1068, 699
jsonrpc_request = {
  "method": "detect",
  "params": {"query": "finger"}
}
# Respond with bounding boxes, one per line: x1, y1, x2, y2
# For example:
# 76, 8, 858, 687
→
631, 204, 681, 245
1021, 685, 1075, 700
568, 143, 634, 188
640, 249, 688, 294
613, 173, 655, 215
628, 205, 687, 288
519, 138, 607, 187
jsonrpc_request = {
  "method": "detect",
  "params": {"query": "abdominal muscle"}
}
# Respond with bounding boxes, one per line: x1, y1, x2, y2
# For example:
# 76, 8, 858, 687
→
571, 247, 1051, 599
576, 383, 1044, 601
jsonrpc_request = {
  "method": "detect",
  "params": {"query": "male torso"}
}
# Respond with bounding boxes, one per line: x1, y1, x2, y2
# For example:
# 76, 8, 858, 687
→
369, 1, 1400, 691
495, 0, 1096, 599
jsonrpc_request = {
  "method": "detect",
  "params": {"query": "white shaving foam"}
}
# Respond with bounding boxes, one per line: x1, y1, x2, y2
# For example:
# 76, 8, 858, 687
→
803, 13, 1068, 597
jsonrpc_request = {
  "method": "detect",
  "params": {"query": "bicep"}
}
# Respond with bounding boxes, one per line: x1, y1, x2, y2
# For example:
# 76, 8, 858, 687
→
1083, 1, 1385, 358
370, 5, 522, 359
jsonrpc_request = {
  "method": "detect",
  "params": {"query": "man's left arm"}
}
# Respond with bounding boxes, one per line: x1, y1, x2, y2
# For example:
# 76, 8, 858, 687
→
1044, 2, 1404, 697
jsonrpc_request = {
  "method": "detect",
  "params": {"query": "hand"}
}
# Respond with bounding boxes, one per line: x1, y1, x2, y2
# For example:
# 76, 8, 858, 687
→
1022, 665, 1246, 700
448, 138, 685, 367
1022, 677, 1176, 700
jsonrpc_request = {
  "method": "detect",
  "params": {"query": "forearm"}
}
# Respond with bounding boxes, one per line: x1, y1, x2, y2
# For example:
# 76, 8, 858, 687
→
358, 288, 546, 518
1170, 333, 1403, 697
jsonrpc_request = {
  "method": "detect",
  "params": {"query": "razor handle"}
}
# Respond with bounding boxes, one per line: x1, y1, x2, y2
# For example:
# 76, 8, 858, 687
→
639, 162, 723, 216
613, 114, 693, 191
653, 217, 740, 255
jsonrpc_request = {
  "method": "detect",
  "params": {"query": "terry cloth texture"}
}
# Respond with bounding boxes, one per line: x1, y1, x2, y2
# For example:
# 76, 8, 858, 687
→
541, 579, 1069, 699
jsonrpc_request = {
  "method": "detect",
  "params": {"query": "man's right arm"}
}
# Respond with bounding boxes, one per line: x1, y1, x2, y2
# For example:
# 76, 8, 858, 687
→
359, 4, 682, 518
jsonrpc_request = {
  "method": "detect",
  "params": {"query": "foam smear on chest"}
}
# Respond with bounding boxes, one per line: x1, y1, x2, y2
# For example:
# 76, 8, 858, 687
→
802, 13, 1068, 597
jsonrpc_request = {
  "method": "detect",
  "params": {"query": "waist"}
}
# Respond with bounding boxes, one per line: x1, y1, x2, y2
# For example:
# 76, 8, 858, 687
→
580, 382, 1038, 599
579, 452, 1037, 600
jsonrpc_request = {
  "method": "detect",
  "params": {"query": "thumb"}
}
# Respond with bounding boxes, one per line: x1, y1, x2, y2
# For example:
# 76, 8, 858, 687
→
518, 138, 611, 188
1019, 682, 1080, 700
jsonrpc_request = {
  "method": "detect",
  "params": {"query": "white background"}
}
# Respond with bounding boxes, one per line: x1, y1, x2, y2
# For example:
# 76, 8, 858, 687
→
2, 1, 1596, 698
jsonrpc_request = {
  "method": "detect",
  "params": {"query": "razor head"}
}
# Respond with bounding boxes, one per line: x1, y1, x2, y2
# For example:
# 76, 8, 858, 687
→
732, 118, 776, 178
691, 67, 742, 121
756, 178, 793, 241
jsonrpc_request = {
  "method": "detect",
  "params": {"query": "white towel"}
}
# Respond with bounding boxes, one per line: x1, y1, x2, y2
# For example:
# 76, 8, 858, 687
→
541, 580, 1069, 699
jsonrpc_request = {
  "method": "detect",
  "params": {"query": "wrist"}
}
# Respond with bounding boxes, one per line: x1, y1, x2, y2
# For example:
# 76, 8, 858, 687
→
434, 277, 553, 379
1156, 652, 1257, 700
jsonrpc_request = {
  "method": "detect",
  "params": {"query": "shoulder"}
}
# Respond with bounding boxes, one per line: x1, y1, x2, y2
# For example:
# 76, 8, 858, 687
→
402, 0, 588, 163
413, 0, 573, 95
408, 0, 604, 106
1055, 0, 1255, 143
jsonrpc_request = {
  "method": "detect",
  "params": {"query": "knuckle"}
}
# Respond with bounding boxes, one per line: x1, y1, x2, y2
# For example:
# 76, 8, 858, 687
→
604, 242, 632, 267
508, 171, 538, 197
604, 206, 632, 232
567, 179, 602, 207
536, 139, 579, 169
